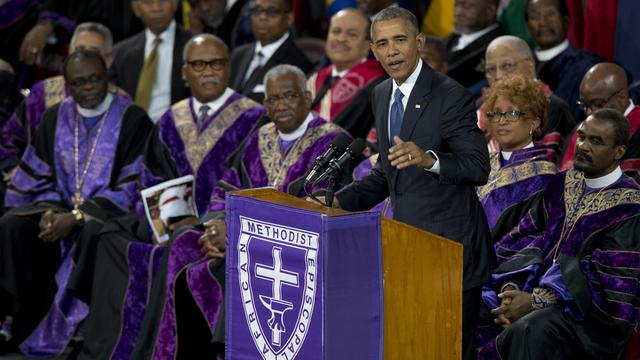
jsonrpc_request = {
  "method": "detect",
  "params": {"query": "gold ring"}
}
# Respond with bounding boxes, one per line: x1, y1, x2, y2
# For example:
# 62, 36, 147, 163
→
408, 153, 412, 161
30, 47, 38, 54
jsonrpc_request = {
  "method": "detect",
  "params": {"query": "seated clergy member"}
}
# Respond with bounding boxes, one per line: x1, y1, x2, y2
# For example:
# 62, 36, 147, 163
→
446, 0, 503, 95
477, 75, 556, 232
229, 0, 313, 103
527, 0, 600, 121
0, 22, 120, 189
306, 8, 385, 140
477, 109, 640, 359
131, 64, 351, 360
73, 33, 265, 360
0, 50, 152, 356
479, 35, 575, 161
561, 63, 640, 182
110, 0, 192, 122
420, 35, 448, 74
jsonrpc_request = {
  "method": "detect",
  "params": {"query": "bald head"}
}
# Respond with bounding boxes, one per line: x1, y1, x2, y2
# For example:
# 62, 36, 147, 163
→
484, 35, 536, 87
579, 62, 629, 115
182, 33, 229, 61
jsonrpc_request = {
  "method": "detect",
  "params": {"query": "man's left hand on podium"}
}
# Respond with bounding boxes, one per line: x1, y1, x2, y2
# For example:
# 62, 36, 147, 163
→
305, 196, 341, 209
388, 136, 436, 170
199, 219, 226, 258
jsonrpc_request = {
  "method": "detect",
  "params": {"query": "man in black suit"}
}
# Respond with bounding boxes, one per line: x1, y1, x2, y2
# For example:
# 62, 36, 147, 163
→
229, 0, 313, 103
446, 0, 503, 97
334, 7, 494, 360
110, 0, 192, 122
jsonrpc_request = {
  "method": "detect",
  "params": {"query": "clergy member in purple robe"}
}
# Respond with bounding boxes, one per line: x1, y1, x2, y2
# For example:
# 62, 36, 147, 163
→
476, 75, 556, 232
0, 50, 152, 356
352, 154, 393, 218
74, 34, 265, 360
131, 64, 352, 360
477, 109, 640, 359
0, 22, 122, 210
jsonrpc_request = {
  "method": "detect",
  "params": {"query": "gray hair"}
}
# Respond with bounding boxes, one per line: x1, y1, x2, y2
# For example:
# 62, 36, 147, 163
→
71, 22, 113, 54
263, 64, 307, 96
370, 6, 419, 39
182, 33, 229, 62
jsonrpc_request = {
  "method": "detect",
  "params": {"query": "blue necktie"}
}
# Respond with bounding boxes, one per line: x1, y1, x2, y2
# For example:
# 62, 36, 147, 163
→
389, 88, 404, 144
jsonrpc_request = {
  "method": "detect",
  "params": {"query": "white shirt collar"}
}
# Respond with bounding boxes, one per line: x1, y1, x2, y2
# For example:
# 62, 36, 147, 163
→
535, 39, 569, 62
331, 58, 367, 77
256, 32, 289, 62
624, 99, 635, 117
76, 93, 113, 117
392, 59, 422, 97
585, 166, 623, 188
145, 20, 176, 51
453, 24, 499, 51
192, 88, 234, 118
501, 141, 534, 161
278, 112, 314, 141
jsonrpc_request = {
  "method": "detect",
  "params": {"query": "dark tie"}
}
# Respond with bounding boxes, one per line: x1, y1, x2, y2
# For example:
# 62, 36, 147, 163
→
242, 50, 264, 87
198, 105, 210, 126
310, 75, 340, 109
389, 89, 404, 144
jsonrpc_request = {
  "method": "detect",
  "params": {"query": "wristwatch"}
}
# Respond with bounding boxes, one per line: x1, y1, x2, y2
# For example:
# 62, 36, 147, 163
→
71, 208, 84, 225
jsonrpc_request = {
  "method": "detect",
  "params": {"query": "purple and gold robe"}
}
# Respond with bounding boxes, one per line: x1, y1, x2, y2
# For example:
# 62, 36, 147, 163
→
478, 169, 640, 359
76, 93, 265, 360
352, 154, 393, 218
477, 144, 556, 232
0, 92, 151, 356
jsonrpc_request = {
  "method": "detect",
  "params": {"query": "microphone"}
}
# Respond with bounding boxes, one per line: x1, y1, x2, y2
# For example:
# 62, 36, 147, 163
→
304, 134, 350, 184
314, 138, 366, 184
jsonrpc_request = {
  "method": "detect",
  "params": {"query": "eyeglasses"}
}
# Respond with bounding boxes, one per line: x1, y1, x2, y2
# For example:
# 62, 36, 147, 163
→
576, 88, 623, 113
136, 0, 172, 6
264, 91, 301, 106
485, 110, 526, 123
186, 58, 229, 72
250, 6, 288, 17
67, 74, 106, 88
483, 59, 528, 78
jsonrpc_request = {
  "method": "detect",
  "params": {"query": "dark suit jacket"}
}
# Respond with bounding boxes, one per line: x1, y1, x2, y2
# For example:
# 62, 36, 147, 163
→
229, 36, 314, 103
446, 25, 504, 92
110, 25, 192, 105
337, 63, 495, 290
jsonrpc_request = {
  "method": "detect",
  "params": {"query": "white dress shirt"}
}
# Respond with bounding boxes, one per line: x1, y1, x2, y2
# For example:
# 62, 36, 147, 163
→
245, 33, 290, 93
624, 100, 636, 117
192, 88, 235, 122
535, 39, 570, 62
388, 60, 440, 174
452, 24, 499, 52
145, 20, 176, 123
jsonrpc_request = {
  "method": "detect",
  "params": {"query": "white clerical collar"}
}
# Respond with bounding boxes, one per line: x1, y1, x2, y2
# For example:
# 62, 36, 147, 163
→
585, 166, 622, 189
535, 39, 569, 62
256, 32, 289, 61
392, 59, 422, 98
278, 112, 314, 141
192, 88, 234, 117
501, 142, 534, 161
145, 20, 176, 50
453, 24, 499, 51
76, 93, 113, 117
331, 58, 366, 78
624, 99, 635, 117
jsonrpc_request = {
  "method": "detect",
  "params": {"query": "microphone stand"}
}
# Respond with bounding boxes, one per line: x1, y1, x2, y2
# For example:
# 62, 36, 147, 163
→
325, 176, 336, 208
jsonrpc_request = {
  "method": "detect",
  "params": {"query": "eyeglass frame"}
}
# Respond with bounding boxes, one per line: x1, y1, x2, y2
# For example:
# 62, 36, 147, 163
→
576, 88, 624, 113
249, 3, 289, 18
485, 110, 527, 123
482, 58, 531, 78
185, 58, 229, 72
67, 73, 107, 88
264, 91, 303, 106
135, 0, 172, 6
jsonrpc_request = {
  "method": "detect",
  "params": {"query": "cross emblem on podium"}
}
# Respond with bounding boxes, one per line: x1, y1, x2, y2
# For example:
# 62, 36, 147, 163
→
256, 247, 300, 346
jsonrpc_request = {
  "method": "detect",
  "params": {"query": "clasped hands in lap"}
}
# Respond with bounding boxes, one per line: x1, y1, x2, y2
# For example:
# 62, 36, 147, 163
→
491, 286, 533, 328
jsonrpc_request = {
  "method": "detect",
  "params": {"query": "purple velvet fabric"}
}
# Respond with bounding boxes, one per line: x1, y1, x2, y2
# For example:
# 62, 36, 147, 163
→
186, 260, 223, 334
39, 11, 75, 32
153, 95, 265, 214
111, 243, 164, 360
152, 229, 209, 360
0, 0, 32, 28
352, 155, 393, 218
209, 116, 350, 211
478, 145, 556, 231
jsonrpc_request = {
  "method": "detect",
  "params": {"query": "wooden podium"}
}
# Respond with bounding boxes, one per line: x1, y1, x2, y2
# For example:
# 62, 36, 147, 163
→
225, 188, 462, 360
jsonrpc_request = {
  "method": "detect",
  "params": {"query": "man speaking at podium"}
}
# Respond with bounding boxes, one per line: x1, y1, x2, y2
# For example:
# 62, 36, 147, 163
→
331, 7, 495, 360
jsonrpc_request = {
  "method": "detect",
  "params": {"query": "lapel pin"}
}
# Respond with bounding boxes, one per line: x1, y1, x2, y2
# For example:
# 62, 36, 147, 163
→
415, 104, 421, 109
